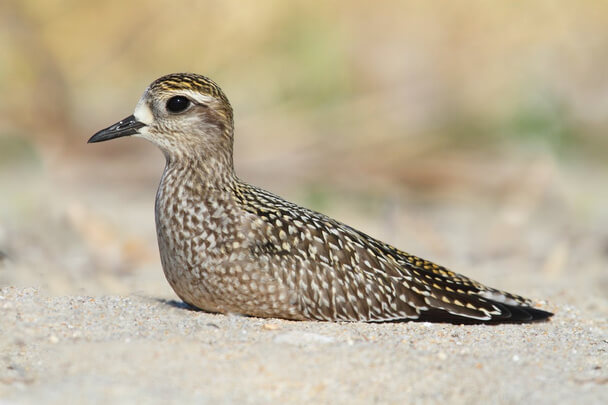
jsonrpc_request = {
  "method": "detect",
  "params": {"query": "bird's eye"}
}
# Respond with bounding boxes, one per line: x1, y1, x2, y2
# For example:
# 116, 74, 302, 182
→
166, 96, 191, 113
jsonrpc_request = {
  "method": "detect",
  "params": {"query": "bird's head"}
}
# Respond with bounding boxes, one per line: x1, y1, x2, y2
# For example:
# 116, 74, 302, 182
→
89, 73, 234, 167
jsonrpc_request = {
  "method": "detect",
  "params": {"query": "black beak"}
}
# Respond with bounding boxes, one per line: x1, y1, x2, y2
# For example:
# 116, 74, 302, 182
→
88, 115, 146, 143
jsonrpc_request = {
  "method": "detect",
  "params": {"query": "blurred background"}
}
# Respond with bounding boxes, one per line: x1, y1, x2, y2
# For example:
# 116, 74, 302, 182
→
1, 0, 606, 314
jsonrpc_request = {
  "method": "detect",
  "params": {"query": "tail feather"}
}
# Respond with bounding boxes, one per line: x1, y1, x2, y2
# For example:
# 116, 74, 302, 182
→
409, 271, 553, 323
397, 257, 553, 323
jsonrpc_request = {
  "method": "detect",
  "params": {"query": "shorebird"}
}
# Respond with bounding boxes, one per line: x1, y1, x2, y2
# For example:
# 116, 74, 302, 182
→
89, 73, 552, 323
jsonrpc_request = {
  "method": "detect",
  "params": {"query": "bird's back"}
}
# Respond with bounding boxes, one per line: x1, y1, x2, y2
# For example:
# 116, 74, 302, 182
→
224, 180, 552, 323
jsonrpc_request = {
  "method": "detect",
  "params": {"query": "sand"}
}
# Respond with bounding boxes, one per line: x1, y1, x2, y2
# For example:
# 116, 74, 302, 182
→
1, 286, 606, 405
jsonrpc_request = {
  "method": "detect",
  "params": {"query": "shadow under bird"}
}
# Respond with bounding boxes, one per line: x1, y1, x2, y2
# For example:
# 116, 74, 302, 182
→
89, 73, 553, 323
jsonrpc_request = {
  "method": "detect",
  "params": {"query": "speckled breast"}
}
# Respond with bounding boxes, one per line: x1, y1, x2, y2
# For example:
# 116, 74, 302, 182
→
154, 164, 302, 319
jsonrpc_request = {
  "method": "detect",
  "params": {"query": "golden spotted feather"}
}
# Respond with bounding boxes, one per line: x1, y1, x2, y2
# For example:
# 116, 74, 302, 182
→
232, 182, 550, 322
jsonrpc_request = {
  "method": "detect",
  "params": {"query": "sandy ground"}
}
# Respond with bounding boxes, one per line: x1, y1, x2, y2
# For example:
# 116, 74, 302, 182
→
1, 157, 607, 404
0, 288, 606, 405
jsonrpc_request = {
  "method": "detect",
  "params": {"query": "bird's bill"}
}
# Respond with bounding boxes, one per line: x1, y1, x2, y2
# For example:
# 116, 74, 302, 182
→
88, 115, 146, 143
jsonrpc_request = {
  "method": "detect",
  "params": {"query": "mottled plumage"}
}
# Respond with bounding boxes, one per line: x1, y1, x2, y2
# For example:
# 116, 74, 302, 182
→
89, 73, 553, 323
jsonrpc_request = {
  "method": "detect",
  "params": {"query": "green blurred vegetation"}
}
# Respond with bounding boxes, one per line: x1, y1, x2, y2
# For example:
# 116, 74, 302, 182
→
0, 135, 41, 168
1, 0, 607, 193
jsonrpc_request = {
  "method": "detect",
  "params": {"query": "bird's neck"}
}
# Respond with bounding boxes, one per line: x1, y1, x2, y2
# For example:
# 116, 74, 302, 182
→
162, 154, 237, 192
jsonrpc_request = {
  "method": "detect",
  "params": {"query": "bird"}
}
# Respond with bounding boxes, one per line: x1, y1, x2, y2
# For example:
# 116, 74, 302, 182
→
89, 72, 553, 323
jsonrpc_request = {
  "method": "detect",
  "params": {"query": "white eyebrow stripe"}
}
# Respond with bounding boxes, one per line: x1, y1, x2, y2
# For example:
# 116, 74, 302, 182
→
182, 90, 216, 106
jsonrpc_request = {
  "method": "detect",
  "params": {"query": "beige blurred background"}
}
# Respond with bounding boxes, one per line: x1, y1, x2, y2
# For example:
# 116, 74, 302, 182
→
1, 0, 607, 312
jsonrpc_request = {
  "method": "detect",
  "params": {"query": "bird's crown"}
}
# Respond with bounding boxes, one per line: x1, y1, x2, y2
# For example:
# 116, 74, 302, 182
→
149, 73, 229, 104
146, 73, 233, 122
